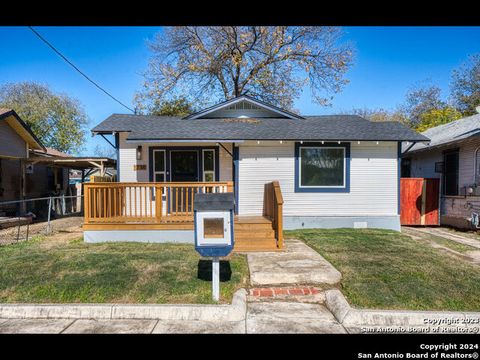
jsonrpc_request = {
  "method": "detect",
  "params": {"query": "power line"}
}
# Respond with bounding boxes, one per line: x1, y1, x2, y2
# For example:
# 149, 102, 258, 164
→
28, 26, 135, 113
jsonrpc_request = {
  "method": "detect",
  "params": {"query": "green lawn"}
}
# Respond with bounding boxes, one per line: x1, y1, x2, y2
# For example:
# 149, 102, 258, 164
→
285, 228, 480, 311
0, 236, 248, 304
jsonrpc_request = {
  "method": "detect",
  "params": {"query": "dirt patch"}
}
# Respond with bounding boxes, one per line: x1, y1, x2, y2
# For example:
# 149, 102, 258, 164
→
0, 216, 83, 246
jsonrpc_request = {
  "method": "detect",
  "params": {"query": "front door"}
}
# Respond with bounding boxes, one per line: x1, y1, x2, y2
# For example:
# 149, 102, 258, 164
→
170, 151, 199, 182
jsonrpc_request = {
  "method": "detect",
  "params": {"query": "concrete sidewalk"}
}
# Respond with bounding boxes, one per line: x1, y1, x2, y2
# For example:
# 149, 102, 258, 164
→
247, 239, 342, 286
0, 303, 346, 334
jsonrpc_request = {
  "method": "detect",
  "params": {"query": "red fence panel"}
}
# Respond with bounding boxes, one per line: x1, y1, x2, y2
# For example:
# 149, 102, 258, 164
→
400, 178, 439, 226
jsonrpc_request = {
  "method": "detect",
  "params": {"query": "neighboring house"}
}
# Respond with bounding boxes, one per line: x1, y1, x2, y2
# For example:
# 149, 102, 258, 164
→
28, 147, 71, 197
403, 112, 480, 229
1, 108, 115, 219
86, 96, 427, 248
0, 108, 45, 205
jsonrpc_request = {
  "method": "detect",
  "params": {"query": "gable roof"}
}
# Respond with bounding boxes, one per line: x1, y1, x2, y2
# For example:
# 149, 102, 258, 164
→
405, 113, 480, 154
183, 95, 304, 120
92, 113, 429, 142
0, 108, 45, 151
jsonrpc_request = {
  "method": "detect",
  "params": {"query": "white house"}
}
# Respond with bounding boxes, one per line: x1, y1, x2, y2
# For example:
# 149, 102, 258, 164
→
85, 96, 427, 250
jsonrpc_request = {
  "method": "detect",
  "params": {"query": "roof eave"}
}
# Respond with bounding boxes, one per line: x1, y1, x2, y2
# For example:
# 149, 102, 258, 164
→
0, 110, 45, 151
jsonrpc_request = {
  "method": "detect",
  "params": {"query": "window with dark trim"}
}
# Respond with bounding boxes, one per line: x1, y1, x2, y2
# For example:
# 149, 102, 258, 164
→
295, 142, 350, 193
443, 150, 459, 196
401, 158, 411, 177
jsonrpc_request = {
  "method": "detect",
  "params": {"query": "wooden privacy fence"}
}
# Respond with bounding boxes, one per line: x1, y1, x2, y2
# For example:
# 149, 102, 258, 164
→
84, 181, 234, 225
263, 181, 284, 248
400, 178, 440, 226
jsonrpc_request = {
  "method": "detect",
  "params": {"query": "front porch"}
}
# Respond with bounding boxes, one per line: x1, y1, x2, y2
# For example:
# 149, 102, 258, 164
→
83, 181, 283, 251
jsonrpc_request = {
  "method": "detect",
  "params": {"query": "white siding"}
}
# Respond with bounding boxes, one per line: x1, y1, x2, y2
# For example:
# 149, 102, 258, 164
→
458, 138, 480, 187
204, 108, 286, 118
237, 141, 399, 216
118, 133, 232, 182
409, 137, 480, 188
409, 151, 442, 179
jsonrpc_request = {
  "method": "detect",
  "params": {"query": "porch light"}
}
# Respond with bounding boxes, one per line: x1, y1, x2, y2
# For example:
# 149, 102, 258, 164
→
376, 141, 379, 145
280, 140, 283, 144
357, 141, 361, 145
321, 141, 324, 144
337, 141, 341, 144
136, 145, 142, 160
300, 141, 303, 144
257, 141, 260, 144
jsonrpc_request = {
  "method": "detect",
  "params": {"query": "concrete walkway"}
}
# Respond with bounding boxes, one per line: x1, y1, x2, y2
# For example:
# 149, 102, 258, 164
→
405, 226, 480, 249
247, 239, 342, 286
402, 226, 480, 264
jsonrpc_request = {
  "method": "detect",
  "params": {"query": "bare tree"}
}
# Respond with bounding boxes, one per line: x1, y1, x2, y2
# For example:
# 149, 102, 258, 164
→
135, 27, 354, 112
451, 54, 480, 116
94, 144, 116, 159
399, 82, 446, 128
345, 107, 407, 123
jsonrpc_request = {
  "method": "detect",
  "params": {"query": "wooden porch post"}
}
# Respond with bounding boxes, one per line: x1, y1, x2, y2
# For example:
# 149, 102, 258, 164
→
80, 169, 85, 213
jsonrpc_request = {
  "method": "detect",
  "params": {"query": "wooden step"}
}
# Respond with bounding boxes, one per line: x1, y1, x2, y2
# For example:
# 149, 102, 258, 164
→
235, 223, 274, 231
233, 216, 277, 252
234, 229, 275, 238
234, 216, 272, 224
234, 243, 278, 252
234, 236, 277, 252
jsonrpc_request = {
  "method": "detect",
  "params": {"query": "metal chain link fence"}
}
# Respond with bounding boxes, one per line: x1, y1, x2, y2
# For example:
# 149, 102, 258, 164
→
0, 195, 84, 245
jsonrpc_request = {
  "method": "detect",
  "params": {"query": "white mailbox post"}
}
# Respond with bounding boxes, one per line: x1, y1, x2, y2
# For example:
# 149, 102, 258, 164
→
194, 193, 235, 301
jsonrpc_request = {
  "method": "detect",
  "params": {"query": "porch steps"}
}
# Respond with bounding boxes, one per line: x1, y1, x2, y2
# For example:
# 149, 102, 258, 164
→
233, 216, 278, 252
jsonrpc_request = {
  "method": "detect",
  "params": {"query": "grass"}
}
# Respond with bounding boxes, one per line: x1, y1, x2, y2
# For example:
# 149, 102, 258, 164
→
0, 236, 248, 304
285, 228, 480, 311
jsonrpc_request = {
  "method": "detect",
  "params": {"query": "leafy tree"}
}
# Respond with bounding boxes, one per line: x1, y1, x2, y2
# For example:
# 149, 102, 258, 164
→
0, 82, 88, 154
135, 26, 354, 111
451, 54, 480, 116
415, 107, 462, 132
135, 96, 195, 116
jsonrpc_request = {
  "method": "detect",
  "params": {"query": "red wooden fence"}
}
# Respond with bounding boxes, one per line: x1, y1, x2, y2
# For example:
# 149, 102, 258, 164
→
400, 178, 440, 226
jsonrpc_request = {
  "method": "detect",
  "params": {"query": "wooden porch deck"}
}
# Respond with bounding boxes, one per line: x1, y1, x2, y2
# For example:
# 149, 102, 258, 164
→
83, 181, 283, 252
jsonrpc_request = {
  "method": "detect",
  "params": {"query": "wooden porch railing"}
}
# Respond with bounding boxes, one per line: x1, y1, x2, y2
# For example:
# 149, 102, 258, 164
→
263, 181, 284, 249
84, 181, 234, 225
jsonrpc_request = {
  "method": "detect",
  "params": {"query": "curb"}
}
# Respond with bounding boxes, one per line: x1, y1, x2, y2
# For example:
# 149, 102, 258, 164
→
325, 289, 480, 329
0, 289, 247, 322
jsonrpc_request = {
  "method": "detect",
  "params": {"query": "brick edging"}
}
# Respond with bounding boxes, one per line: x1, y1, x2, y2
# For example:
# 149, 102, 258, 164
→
250, 287, 321, 297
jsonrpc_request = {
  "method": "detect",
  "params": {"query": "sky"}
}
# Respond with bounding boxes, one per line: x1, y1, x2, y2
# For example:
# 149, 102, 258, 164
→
0, 26, 479, 156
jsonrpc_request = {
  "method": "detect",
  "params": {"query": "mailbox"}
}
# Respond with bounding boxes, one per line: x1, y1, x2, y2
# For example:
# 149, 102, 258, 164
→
194, 192, 235, 257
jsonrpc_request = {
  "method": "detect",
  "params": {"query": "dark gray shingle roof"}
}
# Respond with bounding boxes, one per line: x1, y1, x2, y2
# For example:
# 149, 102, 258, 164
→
406, 113, 480, 153
92, 114, 429, 142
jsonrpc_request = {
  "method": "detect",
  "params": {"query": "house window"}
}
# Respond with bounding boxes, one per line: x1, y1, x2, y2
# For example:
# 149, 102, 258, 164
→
202, 149, 215, 182
295, 142, 350, 193
443, 150, 459, 196
153, 150, 166, 182
401, 158, 411, 177
475, 147, 480, 184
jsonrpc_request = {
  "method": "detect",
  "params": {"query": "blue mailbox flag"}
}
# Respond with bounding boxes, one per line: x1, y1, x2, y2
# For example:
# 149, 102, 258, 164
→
194, 193, 235, 257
